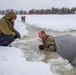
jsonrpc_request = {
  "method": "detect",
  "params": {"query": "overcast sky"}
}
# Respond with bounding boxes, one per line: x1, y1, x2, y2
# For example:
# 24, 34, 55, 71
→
0, 0, 76, 11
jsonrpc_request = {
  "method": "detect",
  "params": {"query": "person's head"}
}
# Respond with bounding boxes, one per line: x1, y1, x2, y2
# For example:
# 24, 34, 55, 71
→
38, 30, 46, 39
4, 12, 17, 24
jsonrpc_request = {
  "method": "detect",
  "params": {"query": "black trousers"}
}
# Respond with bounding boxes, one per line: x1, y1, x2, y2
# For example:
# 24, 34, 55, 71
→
0, 34, 15, 46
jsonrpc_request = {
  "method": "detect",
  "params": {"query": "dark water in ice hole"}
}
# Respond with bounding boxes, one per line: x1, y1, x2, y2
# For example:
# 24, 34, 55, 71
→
55, 35, 76, 65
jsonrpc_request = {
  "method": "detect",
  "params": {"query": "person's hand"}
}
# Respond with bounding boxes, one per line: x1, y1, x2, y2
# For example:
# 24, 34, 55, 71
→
39, 45, 44, 50
14, 31, 21, 39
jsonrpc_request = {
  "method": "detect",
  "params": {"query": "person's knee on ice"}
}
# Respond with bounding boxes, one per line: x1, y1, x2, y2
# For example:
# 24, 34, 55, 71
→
0, 42, 3, 46
2, 35, 15, 46
0, 34, 15, 46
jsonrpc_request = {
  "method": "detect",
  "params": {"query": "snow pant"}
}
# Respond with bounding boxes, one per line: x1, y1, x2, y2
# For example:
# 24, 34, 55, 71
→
0, 34, 15, 46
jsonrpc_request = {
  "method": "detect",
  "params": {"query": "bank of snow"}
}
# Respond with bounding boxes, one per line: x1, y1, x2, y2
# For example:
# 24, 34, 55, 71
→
26, 14, 76, 32
0, 47, 54, 75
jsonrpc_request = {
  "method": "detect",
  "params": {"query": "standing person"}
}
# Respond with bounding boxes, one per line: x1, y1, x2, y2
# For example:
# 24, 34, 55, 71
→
0, 12, 21, 46
21, 16, 26, 23
23, 16, 26, 23
21, 16, 23, 22
38, 30, 57, 51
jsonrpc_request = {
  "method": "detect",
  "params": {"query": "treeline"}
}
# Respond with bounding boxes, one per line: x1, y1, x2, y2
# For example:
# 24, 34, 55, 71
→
0, 7, 76, 15
0, 9, 27, 15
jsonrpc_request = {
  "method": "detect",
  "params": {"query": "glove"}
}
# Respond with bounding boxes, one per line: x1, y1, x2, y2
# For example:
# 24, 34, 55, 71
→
39, 45, 44, 50
14, 31, 21, 39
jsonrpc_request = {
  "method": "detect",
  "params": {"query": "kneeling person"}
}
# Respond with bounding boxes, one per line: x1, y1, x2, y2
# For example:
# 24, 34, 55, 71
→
38, 30, 56, 51
0, 12, 21, 46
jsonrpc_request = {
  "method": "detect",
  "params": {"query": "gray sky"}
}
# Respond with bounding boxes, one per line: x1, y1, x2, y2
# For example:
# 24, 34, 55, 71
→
0, 0, 76, 11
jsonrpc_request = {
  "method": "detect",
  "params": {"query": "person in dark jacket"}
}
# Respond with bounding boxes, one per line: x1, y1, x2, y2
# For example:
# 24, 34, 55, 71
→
0, 12, 21, 46
21, 16, 26, 23
38, 30, 57, 51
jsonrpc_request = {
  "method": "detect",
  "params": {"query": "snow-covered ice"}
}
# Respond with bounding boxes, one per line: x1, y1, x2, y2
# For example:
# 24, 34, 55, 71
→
0, 14, 76, 75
